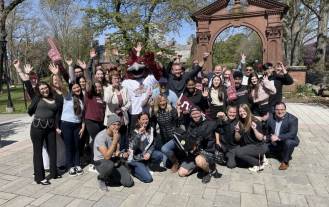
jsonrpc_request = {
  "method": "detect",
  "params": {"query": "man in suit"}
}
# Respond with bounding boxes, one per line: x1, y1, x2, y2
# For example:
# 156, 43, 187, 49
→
266, 102, 299, 170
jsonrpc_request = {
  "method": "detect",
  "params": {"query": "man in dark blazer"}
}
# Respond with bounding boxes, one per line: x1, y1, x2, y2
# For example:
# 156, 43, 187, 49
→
266, 102, 300, 170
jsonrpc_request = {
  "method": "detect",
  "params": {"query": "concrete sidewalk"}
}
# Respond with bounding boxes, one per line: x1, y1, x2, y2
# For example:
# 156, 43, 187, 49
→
0, 103, 329, 207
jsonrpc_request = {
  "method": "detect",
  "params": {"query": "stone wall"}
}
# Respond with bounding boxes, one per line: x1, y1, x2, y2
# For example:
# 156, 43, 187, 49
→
282, 66, 307, 92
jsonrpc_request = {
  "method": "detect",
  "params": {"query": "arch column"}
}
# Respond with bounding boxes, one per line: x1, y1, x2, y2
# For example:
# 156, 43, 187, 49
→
196, 31, 212, 72
265, 25, 283, 65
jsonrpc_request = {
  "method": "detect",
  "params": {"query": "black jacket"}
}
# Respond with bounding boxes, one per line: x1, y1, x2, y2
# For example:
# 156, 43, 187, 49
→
187, 117, 228, 153
24, 80, 61, 128
268, 72, 294, 106
152, 107, 183, 144
128, 128, 156, 162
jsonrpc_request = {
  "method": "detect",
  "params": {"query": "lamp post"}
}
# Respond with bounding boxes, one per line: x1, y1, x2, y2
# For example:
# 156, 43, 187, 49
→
0, 39, 15, 113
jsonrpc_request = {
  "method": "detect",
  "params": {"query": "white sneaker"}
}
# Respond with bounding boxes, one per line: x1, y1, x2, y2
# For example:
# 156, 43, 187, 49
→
75, 166, 84, 175
89, 164, 98, 173
262, 155, 269, 166
248, 164, 265, 172
147, 166, 154, 176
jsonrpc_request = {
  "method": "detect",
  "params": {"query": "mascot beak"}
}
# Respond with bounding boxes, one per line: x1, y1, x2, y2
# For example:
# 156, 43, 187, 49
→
127, 62, 146, 78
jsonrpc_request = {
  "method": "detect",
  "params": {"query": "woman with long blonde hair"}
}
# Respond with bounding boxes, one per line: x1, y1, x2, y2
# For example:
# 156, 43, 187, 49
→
235, 104, 267, 172
149, 94, 183, 173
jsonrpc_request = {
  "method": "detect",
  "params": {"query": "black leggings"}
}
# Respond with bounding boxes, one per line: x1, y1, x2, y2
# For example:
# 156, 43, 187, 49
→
86, 119, 104, 164
30, 124, 57, 182
235, 144, 267, 166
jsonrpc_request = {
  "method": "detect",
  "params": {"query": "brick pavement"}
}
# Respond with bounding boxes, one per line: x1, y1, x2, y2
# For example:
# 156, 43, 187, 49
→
1, 102, 329, 207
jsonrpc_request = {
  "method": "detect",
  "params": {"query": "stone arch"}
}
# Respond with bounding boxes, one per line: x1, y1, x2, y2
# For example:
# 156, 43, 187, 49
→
191, 0, 288, 73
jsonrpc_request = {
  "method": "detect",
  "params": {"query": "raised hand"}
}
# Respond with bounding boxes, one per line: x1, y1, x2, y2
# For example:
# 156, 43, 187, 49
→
49, 63, 59, 75
90, 48, 97, 59
77, 59, 86, 70
65, 57, 73, 66
178, 53, 182, 58
24, 64, 33, 74
216, 111, 227, 120
147, 88, 153, 98
13, 59, 20, 69
241, 53, 246, 62
171, 56, 178, 62
157, 51, 162, 59
113, 47, 119, 56
251, 122, 257, 130
225, 78, 231, 87
263, 74, 268, 82
203, 53, 210, 60
234, 123, 240, 132
134, 42, 143, 52
202, 87, 209, 97
149, 98, 155, 108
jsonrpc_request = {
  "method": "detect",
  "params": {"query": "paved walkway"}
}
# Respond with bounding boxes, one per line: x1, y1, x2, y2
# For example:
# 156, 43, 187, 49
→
1, 103, 329, 207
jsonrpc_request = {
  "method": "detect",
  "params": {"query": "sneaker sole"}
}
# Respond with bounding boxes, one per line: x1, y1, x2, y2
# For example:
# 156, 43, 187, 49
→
69, 173, 77, 177
98, 188, 108, 192
77, 172, 84, 175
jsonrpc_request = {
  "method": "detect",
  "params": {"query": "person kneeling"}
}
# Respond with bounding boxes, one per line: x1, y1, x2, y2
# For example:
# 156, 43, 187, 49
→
127, 112, 163, 183
217, 105, 241, 169
266, 102, 299, 170
94, 114, 134, 192
178, 105, 228, 184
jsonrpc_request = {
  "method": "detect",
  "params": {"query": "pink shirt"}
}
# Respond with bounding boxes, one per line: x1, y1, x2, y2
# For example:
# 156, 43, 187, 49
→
251, 81, 276, 104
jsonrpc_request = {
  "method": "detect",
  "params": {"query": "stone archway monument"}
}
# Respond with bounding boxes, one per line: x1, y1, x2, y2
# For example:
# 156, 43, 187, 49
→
191, 0, 289, 72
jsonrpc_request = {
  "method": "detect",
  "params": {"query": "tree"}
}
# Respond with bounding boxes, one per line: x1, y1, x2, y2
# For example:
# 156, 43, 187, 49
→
84, 0, 210, 54
0, 0, 26, 92
301, 0, 329, 70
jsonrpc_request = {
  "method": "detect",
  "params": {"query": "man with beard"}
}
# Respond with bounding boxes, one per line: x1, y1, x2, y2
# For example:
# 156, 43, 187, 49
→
233, 71, 251, 108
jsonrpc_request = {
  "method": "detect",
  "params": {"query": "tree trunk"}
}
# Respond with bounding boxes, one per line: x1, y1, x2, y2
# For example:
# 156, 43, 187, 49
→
314, 11, 329, 70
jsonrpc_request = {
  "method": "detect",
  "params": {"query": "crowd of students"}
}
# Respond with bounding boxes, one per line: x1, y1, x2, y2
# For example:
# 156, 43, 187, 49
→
14, 45, 300, 192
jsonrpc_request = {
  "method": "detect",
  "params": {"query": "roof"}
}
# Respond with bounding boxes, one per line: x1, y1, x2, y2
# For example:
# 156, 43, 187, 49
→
170, 45, 193, 62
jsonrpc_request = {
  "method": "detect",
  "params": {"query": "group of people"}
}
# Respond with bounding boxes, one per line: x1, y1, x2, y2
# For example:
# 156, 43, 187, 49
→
15, 44, 300, 192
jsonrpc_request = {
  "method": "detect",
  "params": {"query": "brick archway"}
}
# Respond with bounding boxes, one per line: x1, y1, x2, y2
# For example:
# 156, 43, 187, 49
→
191, 0, 289, 73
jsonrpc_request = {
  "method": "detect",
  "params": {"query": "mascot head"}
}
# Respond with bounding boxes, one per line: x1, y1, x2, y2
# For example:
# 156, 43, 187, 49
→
125, 50, 149, 80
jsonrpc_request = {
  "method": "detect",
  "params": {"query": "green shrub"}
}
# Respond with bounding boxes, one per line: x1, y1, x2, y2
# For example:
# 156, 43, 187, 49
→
286, 92, 295, 99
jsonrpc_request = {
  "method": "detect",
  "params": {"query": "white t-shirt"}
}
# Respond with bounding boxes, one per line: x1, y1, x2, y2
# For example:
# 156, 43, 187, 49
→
121, 75, 158, 115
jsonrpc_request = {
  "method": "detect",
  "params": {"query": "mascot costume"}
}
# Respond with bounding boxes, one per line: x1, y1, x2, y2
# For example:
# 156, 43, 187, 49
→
121, 49, 162, 132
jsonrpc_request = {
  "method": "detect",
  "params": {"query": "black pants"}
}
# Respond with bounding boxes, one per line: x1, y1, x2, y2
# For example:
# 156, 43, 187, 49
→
209, 105, 223, 120
267, 139, 299, 163
94, 157, 134, 187
236, 144, 267, 166
30, 124, 57, 182
128, 113, 139, 135
119, 125, 128, 151
220, 144, 240, 169
86, 119, 104, 165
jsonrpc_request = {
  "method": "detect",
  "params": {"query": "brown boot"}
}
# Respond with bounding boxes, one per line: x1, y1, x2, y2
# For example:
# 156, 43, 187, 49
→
168, 154, 179, 174
279, 161, 289, 170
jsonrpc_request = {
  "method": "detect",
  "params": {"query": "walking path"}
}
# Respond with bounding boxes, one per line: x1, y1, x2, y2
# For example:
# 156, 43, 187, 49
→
0, 102, 329, 207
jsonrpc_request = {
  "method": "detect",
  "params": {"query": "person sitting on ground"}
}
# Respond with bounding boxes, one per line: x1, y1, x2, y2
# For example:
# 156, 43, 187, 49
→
217, 105, 241, 169
233, 71, 251, 109
127, 112, 163, 183
266, 102, 299, 170
235, 104, 267, 172
262, 62, 294, 113
248, 72, 276, 122
178, 105, 228, 184
149, 94, 183, 173
94, 114, 134, 192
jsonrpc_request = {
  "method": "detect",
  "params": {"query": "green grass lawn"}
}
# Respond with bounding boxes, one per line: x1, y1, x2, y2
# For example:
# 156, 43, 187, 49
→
0, 77, 50, 114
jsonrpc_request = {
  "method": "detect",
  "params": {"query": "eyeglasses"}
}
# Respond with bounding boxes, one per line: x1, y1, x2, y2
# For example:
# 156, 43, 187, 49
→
246, 69, 253, 71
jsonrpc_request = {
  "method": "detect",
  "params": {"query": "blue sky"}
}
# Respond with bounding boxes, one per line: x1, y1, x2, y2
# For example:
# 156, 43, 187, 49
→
95, 22, 196, 46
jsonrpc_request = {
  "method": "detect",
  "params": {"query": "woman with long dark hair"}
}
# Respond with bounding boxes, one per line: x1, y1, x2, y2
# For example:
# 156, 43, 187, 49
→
75, 60, 104, 173
14, 60, 60, 185
49, 63, 85, 177
127, 112, 163, 183
208, 75, 226, 120
247, 72, 276, 121
42, 74, 66, 172
235, 104, 267, 172
95, 68, 109, 88
149, 94, 183, 173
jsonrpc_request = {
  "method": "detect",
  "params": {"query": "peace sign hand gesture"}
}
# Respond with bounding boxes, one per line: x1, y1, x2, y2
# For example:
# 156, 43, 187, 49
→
149, 98, 155, 108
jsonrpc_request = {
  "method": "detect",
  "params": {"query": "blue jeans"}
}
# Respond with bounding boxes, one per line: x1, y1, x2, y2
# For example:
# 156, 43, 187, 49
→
161, 140, 178, 168
128, 150, 163, 183
61, 121, 82, 168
